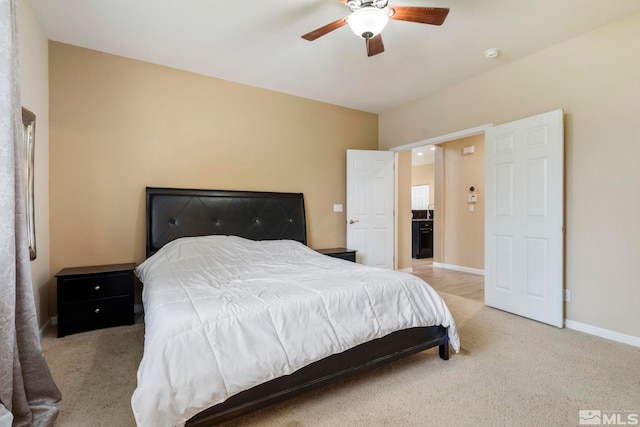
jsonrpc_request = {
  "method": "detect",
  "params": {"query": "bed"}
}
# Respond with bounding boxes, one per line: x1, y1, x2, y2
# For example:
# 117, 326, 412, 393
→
132, 187, 460, 426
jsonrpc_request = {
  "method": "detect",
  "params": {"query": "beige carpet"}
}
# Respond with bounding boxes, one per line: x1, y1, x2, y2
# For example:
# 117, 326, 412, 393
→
41, 293, 639, 426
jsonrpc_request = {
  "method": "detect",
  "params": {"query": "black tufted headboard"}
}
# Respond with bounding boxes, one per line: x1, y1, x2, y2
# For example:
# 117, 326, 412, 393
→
145, 187, 307, 258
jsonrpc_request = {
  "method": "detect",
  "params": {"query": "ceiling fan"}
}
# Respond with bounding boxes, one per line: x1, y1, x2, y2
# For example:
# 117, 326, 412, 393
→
302, 0, 449, 57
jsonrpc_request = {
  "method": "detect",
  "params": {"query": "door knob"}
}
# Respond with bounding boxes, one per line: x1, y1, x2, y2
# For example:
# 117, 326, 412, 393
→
348, 219, 359, 224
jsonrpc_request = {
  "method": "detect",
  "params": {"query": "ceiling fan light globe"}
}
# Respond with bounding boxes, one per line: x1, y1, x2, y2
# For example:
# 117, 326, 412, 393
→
347, 7, 389, 39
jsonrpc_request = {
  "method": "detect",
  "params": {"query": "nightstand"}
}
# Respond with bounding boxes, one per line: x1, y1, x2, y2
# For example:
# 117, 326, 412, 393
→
56, 263, 136, 338
315, 247, 357, 262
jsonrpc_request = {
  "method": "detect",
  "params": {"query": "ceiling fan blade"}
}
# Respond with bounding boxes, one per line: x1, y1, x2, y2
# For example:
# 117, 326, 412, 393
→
389, 7, 449, 25
302, 17, 348, 41
366, 34, 385, 57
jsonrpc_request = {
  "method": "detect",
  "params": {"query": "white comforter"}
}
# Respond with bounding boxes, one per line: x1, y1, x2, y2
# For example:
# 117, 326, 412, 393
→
131, 236, 459, 426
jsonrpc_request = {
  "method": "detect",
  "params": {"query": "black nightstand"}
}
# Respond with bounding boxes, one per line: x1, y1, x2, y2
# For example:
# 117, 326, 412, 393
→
315, 247, 357, 262
55, 263, 136, 338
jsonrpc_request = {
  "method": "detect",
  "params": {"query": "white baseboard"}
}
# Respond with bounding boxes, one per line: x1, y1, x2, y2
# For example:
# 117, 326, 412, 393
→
432, 262, 485, 276
565, 320, 640, 348
39, 318, 51, 338
420, 261, 637, 348
398, 267, 413, 273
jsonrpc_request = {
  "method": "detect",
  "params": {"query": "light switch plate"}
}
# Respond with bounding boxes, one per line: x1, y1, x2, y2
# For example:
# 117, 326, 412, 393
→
333, 204, 343, 213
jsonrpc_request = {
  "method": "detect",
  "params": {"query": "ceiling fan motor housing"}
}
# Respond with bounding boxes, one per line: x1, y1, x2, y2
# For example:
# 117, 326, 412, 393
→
347, 0, 389, 12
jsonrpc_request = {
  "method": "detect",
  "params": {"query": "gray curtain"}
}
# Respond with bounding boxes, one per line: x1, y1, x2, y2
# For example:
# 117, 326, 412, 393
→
0, 0, 62, 425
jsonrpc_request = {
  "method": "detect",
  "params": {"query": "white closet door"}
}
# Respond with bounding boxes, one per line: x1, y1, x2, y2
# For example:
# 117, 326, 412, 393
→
346, 149, 394, 268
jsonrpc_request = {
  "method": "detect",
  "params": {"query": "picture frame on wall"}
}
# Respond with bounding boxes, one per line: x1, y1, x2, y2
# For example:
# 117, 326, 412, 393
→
22, 107, 36, 260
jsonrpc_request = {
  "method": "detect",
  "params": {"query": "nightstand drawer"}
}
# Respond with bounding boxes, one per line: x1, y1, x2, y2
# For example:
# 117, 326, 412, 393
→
59, 273, 131, 303
59, 297, 134, 336
327, 251, 356, 262
315, 248, 357, 262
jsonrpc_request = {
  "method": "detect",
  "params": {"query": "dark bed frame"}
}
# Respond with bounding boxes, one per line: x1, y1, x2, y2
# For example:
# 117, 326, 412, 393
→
144, 187, 450, 426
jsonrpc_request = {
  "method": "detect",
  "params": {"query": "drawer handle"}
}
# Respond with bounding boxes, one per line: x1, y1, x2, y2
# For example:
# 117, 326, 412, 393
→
94, 285, 101, 291
94, 308, 100, 314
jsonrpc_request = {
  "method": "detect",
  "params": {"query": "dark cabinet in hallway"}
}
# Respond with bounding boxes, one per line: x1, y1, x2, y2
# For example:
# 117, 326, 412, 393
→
412, 220, 433, 259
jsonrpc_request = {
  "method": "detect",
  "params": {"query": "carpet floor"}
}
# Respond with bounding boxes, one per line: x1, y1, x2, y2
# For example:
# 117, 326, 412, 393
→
41, 293, 639, 426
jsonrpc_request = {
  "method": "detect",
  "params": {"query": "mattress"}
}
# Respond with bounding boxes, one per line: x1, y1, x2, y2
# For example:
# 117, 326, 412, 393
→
131, 235, 460, 426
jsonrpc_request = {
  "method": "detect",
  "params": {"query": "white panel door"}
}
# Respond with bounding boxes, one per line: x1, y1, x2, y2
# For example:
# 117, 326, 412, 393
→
485, 110, 564, 327
346, 149, 394, 268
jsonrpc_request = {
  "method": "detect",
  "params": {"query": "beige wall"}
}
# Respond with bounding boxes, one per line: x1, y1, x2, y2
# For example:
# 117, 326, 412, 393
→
433, 145, 444, 263
441, 135, 484, 270
412, 163, 435, 187
19, 0, 50, 327
49, 43, 378, 313
396, 151, 412, 271
380, 12, 640, 339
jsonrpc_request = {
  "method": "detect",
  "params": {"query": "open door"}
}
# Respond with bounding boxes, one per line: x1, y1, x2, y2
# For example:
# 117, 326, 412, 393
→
346, 149, 394, 268
485, 110, 564, 327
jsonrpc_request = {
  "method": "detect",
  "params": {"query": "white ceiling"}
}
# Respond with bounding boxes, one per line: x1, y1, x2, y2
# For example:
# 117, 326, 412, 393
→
412, 145, 435, 166
29, 0, 640, 114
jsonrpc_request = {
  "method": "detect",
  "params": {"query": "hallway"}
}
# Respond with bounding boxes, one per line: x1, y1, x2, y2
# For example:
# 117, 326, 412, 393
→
410, 258, 484, 303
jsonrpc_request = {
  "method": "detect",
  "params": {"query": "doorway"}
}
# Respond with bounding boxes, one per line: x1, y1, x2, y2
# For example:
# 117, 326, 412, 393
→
405, 132, 487, 303
394, 125, 490, 272
392, 110, 565, 327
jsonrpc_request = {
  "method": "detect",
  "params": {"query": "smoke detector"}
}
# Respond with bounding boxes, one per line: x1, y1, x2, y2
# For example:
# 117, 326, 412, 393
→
484, 48, 499, 59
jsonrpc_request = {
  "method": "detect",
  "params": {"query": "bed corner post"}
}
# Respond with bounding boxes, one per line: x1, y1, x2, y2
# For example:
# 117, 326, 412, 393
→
439, 337, 450, 360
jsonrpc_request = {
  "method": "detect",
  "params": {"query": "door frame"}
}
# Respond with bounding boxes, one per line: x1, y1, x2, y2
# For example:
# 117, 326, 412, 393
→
389, 124, 493, 270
